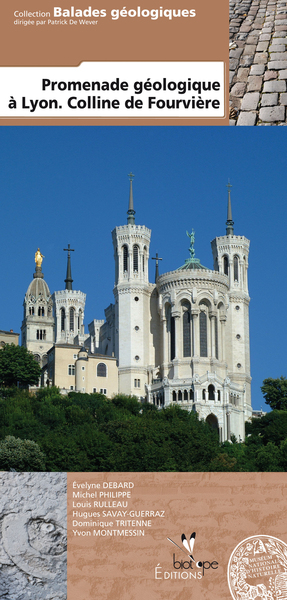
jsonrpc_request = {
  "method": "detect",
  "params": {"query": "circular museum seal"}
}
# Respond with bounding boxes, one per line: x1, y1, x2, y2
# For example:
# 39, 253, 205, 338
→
228, 535, 287, 600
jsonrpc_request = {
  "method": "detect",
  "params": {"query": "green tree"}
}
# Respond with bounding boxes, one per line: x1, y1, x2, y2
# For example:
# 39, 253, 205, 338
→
0, 435, 46, 471
261, 376, 287, 410
0, 344, 41, 387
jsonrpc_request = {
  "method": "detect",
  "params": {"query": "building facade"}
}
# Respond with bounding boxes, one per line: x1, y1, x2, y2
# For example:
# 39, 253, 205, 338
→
100, 180, 252, 441
20, 178, 252, 441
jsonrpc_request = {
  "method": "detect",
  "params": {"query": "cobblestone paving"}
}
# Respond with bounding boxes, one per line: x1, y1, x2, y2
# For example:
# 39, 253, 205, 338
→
229, 0, 287, 124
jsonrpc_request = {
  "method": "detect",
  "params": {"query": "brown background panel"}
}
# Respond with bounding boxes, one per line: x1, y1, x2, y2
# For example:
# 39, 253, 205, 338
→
1, 0, 229, 124
67, 472, 287, 600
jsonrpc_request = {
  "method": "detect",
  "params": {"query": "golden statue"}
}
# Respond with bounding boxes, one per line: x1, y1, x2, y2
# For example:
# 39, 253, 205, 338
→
35, 248, 44, 267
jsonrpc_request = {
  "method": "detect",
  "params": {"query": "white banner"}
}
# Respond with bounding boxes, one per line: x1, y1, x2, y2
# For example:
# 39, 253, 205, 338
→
1, 61, 225, 117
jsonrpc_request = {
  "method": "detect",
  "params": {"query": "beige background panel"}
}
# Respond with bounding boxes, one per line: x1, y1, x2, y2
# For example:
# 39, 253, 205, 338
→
1, 0, 229, 124
67, 472, 287, 599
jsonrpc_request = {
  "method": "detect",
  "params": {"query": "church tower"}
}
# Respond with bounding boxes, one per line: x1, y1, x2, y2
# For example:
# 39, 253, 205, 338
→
112, 174, 152, 397
21, 249, 54, 368
211, 183, 251, 420
53, 245, 86, 345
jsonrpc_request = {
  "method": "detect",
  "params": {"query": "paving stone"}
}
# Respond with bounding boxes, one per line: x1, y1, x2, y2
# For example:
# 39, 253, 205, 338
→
231, 82, 248, 97
230, 58, 240, 70
261, 92, 279, 104
229, 0, 287, 125
263, 79, 286, 90
259, 33, 272, 39
256, 41, 269, 50
269, 51, 287, 59
241, 55, 255, 66
237, 111, 258, 124
247, 75, 263, 90
241, 91, 261, 109
243, 44, 257, 54
264, 69, 278, 79
271, 37, 287, 44
269, 44, 286, 51
250, 64, 266, 74
254, 52, 268, 63
237, 67, 251, 81
259, 105, 285, 119
230, 48, 244, 58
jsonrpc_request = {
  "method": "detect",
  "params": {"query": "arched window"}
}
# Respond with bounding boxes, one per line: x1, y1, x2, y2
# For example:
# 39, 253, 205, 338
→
133, 245, 139, 272
208, 384, 215, 400
218, 390, 221, 401
97, 362, 107, 377
182, 302, 191, 357
178, 390, 182, 402
199, 311, 207, 357
70, 307, 75, 331
172, 391, 176, 402
184, 390, 188, 401
123, 245, 128, 273
223, 255, 229, 276
61, 308, 65, 331
234, 256, 239, 282
38, 306, 44, 316
78, 309, 83, 332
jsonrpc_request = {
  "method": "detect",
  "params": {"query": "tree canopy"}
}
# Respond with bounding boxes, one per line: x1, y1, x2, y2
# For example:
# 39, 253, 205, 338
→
261, 376, 287, 410
0, 344, 41, 387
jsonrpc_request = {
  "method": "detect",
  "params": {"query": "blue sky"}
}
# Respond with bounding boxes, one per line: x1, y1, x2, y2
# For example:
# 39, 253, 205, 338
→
0, 126, 286, 410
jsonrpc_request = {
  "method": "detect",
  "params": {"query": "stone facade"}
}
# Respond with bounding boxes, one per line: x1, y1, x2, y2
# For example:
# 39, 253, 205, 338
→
45, 344, 118, 397
21, 262, 54, 370
100, 182, 252, 442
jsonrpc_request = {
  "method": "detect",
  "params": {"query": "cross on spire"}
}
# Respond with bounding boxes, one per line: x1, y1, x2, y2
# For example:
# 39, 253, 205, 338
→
64, 244, 74, 290
226, 181, 234, 236
127, 172, 135, 224
152, 252, 162, 282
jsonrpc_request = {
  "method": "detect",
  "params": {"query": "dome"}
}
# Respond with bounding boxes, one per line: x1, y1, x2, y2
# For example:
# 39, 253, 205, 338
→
177, 257, 208, 271
25, 276, 51, 302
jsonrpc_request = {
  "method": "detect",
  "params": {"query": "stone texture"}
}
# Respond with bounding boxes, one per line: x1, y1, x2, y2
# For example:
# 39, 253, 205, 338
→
247, 75, 263, 90
259, 105, 285, 119
229, 0, 287, 125
263, 79, 286, 91
241, 91, 260, 109
261, 92, 279, 104
237, 111, 258, 124
0, 473, 67, 600
231, 82, 247, 97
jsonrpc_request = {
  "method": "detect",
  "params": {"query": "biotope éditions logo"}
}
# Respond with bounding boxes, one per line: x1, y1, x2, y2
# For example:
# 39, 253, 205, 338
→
155, 531, 219, 581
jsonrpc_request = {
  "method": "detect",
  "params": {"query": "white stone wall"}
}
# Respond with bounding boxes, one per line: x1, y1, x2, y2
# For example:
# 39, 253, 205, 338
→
0, 472, 67, 600
53, 290, 86, 345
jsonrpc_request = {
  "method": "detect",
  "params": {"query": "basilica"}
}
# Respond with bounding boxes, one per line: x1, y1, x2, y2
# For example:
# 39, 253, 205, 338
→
21, 178, 252, 442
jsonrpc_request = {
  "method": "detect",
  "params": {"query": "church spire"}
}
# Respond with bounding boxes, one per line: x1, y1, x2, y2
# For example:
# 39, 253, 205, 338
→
152, 252, 162, 283
64, 244, 74, 290
226, 182, 234, 236
127, 172, 135, 224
